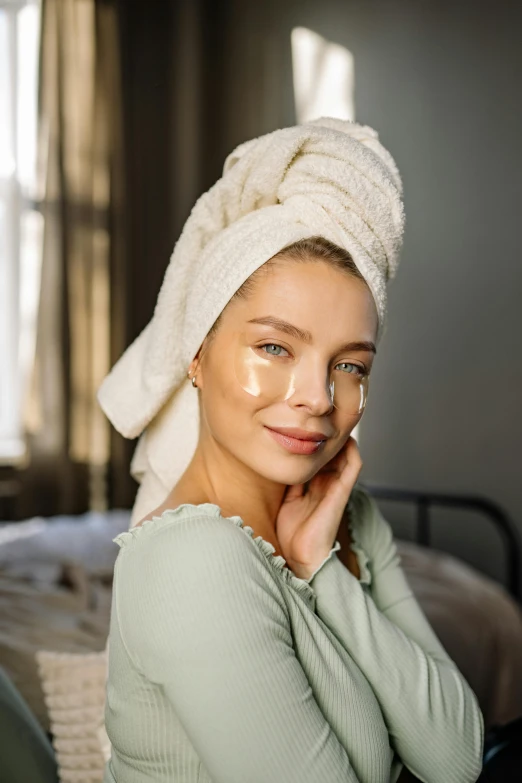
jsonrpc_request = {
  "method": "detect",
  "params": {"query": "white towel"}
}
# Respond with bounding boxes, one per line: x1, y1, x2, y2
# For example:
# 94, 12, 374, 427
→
97, 117, 405, 526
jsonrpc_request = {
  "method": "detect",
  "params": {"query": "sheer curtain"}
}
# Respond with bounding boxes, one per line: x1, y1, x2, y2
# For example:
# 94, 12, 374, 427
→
10, 0, 299, 518
0, 0, 41, 467
17, 0, 127, 517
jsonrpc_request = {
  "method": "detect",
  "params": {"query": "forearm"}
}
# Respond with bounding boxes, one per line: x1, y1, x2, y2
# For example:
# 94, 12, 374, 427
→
309, 552, 484, 783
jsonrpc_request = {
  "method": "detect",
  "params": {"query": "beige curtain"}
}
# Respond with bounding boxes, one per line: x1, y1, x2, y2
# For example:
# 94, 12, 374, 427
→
20, 0, 126, 517
14, 0, 294, 518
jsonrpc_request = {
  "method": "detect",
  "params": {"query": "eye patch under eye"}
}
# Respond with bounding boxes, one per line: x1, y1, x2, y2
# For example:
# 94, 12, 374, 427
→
233, 336, 368, 414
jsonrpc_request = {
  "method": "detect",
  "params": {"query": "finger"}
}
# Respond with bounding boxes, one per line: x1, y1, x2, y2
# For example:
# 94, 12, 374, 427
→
316, 442, 348, 476
339, 437, 363, 489
311, 476, 355, 532
319, 438, 361, 503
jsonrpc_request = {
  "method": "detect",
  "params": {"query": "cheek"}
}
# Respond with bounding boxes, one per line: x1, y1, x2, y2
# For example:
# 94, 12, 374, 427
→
338, 412, 363, 446
201, 360, 263, 435
317, 411, 362, 460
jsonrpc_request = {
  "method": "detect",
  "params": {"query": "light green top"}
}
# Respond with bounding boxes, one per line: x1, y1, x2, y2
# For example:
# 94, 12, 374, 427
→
104, 485, 484, 783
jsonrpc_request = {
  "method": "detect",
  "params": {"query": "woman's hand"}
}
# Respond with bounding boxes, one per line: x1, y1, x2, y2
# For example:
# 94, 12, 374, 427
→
275, 436, 363, 580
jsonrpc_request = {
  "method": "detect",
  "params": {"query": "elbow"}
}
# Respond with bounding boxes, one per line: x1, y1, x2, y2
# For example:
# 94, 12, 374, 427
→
457, 675, 485, 782
418, 664, 485, 783
440, 679, 485, 783
468, 698, 485, 782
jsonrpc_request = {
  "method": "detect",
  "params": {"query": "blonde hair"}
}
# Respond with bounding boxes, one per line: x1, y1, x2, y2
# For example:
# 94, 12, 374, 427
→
206, 236, 367, 343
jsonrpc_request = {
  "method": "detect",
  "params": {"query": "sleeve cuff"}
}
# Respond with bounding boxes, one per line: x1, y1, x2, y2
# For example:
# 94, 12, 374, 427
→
304, 540, 342, 584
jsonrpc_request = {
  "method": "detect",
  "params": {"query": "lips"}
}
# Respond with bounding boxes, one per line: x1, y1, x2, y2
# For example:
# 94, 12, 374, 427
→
265, 426, 329, 442
264, 426, 329, 456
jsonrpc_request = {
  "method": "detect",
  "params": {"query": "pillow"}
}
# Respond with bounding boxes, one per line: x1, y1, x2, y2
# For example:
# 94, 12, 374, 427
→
36, 650, 110, 783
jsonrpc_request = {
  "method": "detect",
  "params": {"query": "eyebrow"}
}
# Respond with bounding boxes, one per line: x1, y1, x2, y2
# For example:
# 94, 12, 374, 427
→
247, 316, 377, 355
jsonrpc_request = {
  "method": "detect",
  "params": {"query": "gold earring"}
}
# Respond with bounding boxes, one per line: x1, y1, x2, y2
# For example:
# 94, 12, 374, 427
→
191, 375, 197, 388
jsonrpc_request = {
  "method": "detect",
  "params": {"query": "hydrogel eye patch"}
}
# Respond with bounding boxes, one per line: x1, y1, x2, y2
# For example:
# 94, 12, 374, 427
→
234, 338, 368, 414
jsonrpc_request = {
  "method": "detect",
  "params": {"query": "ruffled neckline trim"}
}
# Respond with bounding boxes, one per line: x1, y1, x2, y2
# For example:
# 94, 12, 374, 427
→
114, 503, 318, 604
114, 497, 371, 606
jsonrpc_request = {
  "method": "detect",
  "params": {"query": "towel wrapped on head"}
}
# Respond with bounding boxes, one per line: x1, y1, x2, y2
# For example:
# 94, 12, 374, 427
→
97, 117, 405, 526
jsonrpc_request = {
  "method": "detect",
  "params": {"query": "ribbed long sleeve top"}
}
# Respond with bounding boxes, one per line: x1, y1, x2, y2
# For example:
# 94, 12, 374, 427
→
103, 485, 484, 783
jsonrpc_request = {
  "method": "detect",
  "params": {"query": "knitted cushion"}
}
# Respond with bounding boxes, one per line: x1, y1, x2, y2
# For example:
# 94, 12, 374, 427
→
36, 650, 111, 783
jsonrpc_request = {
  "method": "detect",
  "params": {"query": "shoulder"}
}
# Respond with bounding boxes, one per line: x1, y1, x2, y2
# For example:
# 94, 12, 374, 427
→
116, 503, 261, 566
120, 500, 248, 539
111, 504, 291, 671
113, 503, 286, 607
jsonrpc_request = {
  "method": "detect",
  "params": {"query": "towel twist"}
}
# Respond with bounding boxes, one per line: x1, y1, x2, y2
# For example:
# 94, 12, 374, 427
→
97, 117, 405, 525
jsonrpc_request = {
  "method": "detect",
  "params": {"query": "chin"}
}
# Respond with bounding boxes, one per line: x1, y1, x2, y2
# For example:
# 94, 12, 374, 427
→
246, 440, 336, 487
252, 460, 319, 487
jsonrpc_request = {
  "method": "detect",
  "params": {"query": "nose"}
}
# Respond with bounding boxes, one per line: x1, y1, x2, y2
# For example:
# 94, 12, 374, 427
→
285, 359, 334, 416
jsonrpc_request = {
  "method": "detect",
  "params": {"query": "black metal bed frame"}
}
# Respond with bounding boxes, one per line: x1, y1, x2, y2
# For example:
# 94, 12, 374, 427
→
362, 482, 521, 602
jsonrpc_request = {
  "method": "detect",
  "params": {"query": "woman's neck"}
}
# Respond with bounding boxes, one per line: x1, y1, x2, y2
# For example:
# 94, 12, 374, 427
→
164, 439, 287, 549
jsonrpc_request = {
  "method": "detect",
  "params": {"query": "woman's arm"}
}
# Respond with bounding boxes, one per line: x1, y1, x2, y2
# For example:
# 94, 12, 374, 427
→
115, 512, 367, 783
358, 489, 455, 660
308, 489, 484, 783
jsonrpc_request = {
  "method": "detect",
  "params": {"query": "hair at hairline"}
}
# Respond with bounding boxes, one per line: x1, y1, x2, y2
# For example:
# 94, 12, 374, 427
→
203, 236, 366, 348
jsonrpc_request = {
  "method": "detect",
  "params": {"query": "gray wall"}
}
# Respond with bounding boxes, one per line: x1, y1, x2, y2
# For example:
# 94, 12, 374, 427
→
285, 0, 522, 589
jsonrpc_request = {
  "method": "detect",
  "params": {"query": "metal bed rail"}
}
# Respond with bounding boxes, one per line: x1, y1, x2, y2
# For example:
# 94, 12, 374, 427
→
361, 482, 521, 602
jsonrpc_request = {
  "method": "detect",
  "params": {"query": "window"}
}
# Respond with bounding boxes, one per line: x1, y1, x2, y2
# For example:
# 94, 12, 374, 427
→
291, 27, 355, 124
0, 0, 42, 463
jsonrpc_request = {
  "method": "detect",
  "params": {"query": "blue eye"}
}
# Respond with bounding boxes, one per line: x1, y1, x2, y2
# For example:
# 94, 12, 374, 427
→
335, 362, 367, 378
260, 343, 288, 357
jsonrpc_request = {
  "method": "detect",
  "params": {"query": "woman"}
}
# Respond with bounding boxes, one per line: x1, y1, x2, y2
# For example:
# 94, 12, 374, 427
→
99, 119, 484, 782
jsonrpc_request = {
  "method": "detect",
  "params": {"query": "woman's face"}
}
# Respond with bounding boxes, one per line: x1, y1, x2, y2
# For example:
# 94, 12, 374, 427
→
191, 260, 379, 486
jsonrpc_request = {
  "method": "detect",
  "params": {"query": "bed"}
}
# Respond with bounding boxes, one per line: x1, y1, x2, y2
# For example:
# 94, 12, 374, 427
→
0, 489, 521, 782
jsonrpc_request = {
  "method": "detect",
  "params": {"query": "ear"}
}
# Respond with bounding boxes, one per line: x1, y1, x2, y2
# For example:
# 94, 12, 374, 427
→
188, 343, 205, 383
188, 335, 212, 384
